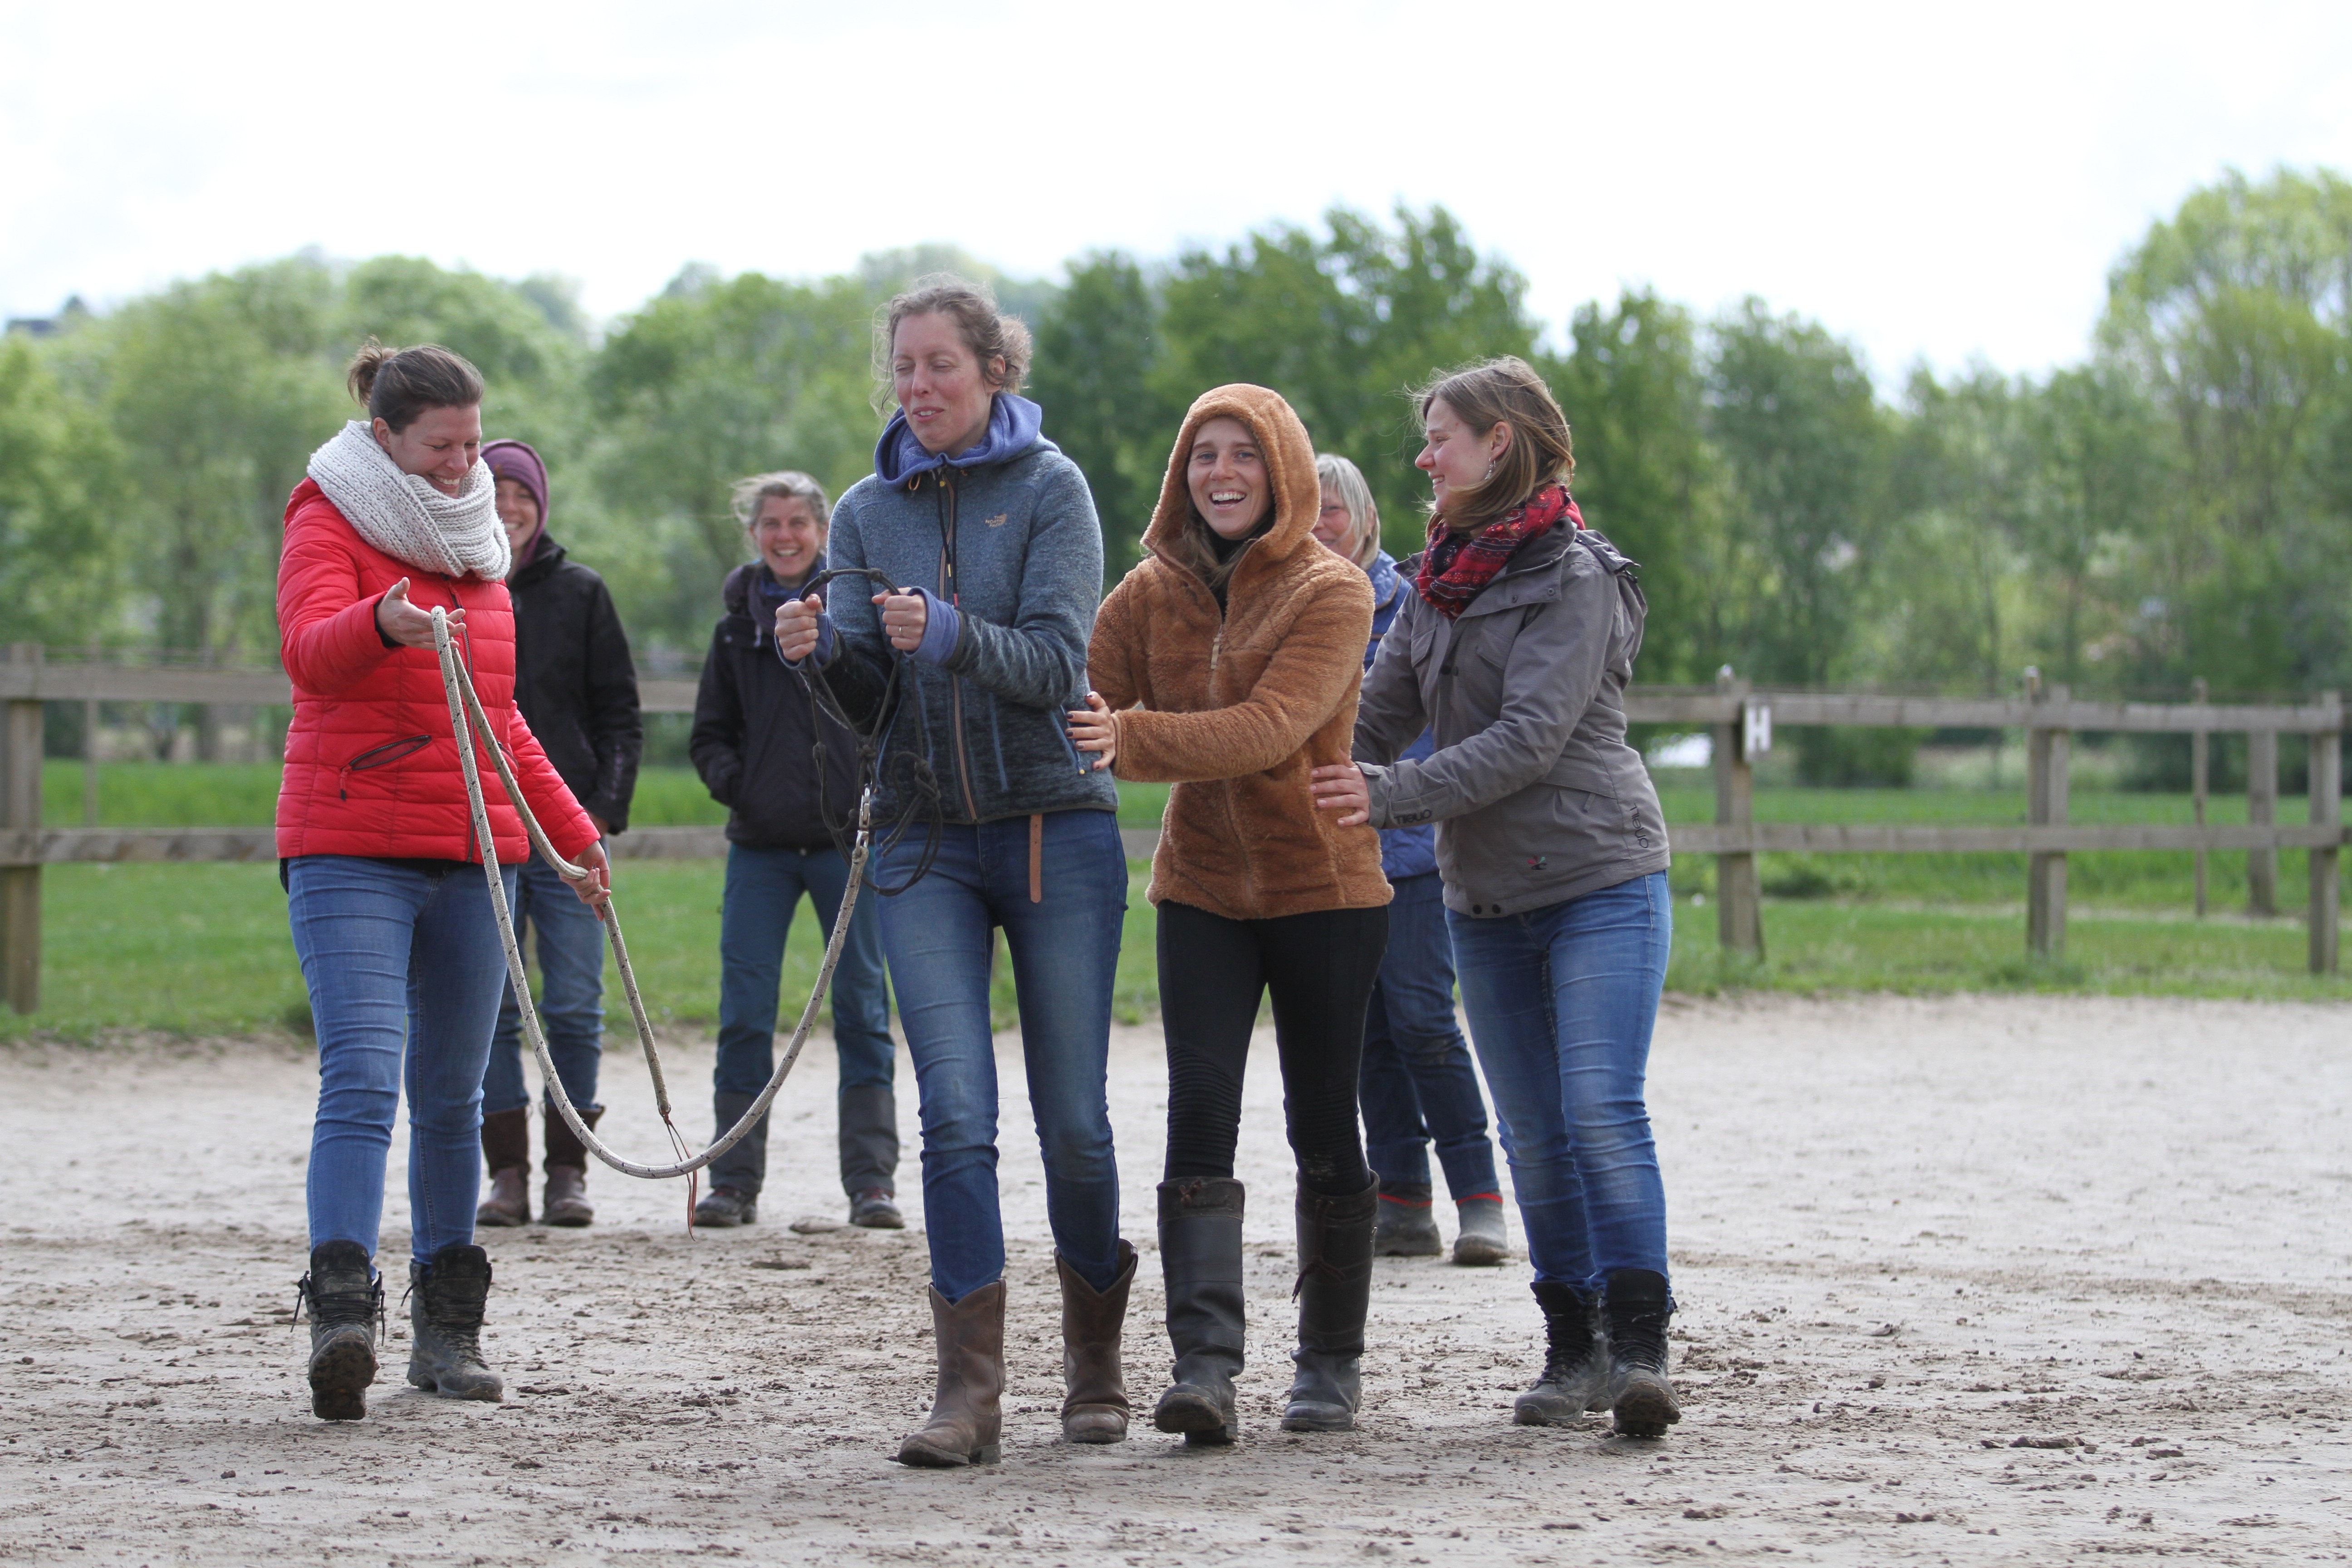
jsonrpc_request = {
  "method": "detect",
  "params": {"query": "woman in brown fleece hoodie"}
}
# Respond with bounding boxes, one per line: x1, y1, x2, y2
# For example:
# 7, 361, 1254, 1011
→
1073, 384, 1390, 1443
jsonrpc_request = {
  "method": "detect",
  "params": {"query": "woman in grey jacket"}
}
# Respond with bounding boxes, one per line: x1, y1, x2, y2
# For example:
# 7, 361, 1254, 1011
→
776, 277, 1130, 1468
1311, 356, 1681, 1440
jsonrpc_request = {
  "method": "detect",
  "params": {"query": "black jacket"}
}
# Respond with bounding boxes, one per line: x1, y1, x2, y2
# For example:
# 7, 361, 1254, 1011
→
509, 534, 642, 833
691, 561, 860, 850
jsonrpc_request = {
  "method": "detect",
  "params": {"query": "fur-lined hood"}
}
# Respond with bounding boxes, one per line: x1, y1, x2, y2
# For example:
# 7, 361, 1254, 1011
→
1089, 383, 1387, 921
1142, 383, 1325, 582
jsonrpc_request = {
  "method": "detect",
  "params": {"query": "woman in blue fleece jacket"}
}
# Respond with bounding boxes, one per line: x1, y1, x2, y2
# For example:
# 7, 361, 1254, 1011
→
777, 277, 1130, 1469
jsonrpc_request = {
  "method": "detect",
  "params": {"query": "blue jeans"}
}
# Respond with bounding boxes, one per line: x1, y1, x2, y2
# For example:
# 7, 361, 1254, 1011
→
1448, 872, 1671, 1291
289, 855, 519, 1265
877, 809, 1126, 1301
715, 842, 894, 1097
482, 855, 608, 1117
1358, 872, 1501, 1201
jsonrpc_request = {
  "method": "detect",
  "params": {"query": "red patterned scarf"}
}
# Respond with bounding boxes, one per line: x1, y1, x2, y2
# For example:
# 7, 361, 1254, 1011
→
1416, 485, 1581, 620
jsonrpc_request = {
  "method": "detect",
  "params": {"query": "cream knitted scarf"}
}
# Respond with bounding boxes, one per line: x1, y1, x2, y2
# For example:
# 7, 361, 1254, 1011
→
306, 420, 510, 581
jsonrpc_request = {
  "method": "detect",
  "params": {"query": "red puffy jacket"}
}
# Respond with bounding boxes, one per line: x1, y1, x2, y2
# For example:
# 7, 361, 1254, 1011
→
274, 479, 598, 865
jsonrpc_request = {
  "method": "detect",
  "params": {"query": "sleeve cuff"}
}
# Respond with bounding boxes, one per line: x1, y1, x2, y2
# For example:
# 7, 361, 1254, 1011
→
912, 588, 961, 666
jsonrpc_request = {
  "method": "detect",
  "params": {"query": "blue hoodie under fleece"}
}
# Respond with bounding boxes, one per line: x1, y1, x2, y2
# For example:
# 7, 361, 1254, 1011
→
808, 393, 1119, 825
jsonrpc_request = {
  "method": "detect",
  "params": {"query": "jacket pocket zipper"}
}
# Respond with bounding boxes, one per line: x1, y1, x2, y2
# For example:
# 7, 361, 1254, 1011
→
339, 734, 431, 800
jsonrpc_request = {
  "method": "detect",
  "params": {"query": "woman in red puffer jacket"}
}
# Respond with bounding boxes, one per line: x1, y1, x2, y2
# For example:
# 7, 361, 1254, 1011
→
281, 339, 605, 1426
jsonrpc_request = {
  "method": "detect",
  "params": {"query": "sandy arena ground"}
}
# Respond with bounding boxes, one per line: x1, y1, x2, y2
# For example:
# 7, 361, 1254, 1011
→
2, 993, 2348, 1566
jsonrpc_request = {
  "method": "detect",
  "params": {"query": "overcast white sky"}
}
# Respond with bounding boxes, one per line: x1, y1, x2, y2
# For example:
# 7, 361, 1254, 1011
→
5, 0, 2348, 382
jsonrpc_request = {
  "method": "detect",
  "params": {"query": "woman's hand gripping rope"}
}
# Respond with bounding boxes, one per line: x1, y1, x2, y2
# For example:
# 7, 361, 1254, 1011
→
429, 606, 872, 1191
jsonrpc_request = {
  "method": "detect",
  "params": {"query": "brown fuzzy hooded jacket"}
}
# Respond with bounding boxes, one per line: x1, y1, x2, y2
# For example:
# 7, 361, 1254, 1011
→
1089, 384, 1389, 921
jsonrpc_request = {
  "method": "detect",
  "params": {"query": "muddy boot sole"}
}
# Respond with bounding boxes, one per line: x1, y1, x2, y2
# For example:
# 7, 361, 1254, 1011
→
1610, 1373, 1682, 1438
407, 1359, 504, 1400
1514, 1385, 1600, 1426
895, 1433, 1002, 1467
1153, 1385, 1236, 1446
308, 1330, 375, 1422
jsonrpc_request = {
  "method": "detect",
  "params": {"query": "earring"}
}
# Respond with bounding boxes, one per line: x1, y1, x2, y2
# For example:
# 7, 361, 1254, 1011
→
1482, 459, 1497, 483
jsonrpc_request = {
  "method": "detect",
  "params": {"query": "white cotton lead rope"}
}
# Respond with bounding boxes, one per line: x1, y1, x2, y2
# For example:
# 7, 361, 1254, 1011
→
431, 607, 870, 1182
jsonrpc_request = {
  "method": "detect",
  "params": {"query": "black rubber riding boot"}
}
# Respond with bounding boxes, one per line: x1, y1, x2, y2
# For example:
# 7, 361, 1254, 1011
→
1603, 1268, 1682, 1438
695, 1091, 765, 1227
1514, 1281, 1608, 1425
407, 1244, 503, 1402
1281, 1178, 1378, 1433
1373, 1181, 1442, 1257
1152, 1177, 1245, 1446
1450, 1196, 1510, 1266
298, 1240, 381, 1422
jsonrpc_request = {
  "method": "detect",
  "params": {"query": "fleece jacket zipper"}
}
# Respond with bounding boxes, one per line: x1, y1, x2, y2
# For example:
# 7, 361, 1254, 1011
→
936, 472, 981, 823
1186, 557, 1256, 911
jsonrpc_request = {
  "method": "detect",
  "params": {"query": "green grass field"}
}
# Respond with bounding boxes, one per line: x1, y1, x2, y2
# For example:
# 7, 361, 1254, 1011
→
9, 761, 2346, 1040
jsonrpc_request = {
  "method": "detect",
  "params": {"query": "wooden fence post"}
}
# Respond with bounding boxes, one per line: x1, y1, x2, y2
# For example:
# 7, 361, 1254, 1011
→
2026, 671, 2072, 959
2308, 694, 2340, 976
1713, 667, 1763, 958
2, 643, 42, 1014
2191, 677, 2209, 918
2248, 728, 2279, 916
82, 642, 101, 828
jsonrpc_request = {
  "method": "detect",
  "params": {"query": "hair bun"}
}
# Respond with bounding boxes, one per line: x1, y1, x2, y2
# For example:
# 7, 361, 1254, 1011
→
345, 337, 397, 406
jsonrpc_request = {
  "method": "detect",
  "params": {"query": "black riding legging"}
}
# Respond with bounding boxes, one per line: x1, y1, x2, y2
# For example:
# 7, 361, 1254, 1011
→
1158, 900, 1389, 1196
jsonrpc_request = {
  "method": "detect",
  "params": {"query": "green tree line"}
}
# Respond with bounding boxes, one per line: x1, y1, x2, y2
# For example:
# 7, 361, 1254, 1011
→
5, 170, 2349, 776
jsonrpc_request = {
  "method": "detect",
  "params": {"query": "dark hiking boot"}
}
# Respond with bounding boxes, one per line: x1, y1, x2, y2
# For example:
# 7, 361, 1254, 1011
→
1451, 1196, 1510, 1267
693, 1186, 757, 1227
1152, 1177, 1245, 1446
475, 1107, 531, 1227
298, 1240, 381, 1422
838, 1082, 900, 1200
1373, 1181, 1442, 1257
540, 1106, 602, 1227
1058, 1241, 1135, 1444
406, 1244, 503, 1402
848, 1188, 904, 1229
1282, 1179, 1378, 1433
1603, 1268, 1682, 1438
896, 1282, 1005, 1467
1514, 1281, 1608, 1425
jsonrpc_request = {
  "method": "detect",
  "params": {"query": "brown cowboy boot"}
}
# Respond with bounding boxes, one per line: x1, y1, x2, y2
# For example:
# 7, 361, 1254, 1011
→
1057, 1242, 1135, 1444
896, 1281, 1005, 1467
540, 1106, 603, 1228
475, 1107, 530, 1227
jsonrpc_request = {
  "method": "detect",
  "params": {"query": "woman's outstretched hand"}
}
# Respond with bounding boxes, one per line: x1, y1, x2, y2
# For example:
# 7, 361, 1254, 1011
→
1067, 691, 1117, 771
565, 840, 612, 908
775, 592, 825, 662
376, 578, 462, 648
1310, 762, 1372, 828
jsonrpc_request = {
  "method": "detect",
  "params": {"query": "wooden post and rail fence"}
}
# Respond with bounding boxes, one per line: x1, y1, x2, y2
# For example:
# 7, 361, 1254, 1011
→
1, 643, 2342, 1013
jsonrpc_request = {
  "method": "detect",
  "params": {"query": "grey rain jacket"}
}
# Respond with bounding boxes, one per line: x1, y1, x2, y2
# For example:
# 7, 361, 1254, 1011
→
1352, 521, 1670, 917
809, 397, 1117, 825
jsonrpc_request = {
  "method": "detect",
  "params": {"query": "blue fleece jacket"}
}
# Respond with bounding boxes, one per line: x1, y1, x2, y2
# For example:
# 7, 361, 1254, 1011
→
809, 393, 1117, 824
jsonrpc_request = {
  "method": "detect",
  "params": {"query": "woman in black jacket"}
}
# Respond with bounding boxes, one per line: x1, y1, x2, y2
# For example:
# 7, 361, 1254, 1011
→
689, 471, 899, 1230
476, 438, 642, 1230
